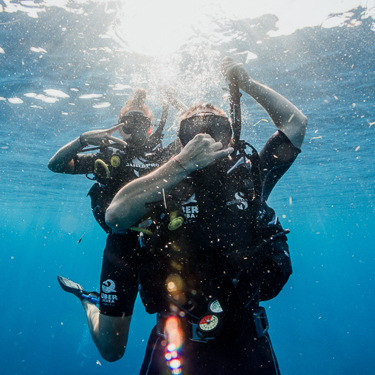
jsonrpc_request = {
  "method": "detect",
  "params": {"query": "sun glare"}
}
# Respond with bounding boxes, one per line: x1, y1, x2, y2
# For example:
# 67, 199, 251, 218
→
114, 1, 199, 56
111, 0, 374, 56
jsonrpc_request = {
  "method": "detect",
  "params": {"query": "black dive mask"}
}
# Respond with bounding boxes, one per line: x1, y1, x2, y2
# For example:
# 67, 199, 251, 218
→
120, 112, 152, 147
178, 113, 232, 147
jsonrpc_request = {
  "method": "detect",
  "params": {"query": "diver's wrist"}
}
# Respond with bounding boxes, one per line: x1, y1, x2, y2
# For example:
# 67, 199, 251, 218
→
79, 134, 88, 148
173, 157, 189, 175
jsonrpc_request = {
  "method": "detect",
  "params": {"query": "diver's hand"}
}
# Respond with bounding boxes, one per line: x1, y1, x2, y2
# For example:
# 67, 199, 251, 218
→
80, 123, 127, 147
160, 86, 178, 101
176, 134, 234, 173
160, 86, 188, 112
221, 56, 251, 88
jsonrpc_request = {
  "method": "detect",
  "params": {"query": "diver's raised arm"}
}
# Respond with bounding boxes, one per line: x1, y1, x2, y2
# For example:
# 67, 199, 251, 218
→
48, 136, 87, 174
160, 86, 189, 113
105, 134, 233, 232
48, 124, 126, 174
221, 57, 308, 149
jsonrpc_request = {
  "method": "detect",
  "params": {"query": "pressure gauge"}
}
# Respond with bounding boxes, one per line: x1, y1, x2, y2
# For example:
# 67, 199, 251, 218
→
209, 299, 223, 313
198, 314, 222, 337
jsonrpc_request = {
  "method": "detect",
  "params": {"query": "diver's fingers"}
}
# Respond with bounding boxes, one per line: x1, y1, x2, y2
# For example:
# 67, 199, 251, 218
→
160, 85, 177, 98
221, 56, 235, 69
211, 141, 224, 151
221, 56, 236, 72
108, 123, 124, 133
107, 136, 128, 146
223, 56, 234, 62
221, 57, 248, 85
214, 146, 234, 159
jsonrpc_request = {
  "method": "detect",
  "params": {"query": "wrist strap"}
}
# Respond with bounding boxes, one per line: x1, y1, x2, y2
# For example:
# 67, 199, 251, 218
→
173, 157, 189, 175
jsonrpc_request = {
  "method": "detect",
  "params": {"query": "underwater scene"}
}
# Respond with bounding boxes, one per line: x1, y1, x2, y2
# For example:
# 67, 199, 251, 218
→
1, 0, 374, 374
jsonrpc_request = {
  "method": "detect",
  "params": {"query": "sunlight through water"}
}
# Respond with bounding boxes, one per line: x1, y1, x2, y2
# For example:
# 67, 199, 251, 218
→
1, 1, 375, 375
108, 0, 375, 55
2, 0, 372, 56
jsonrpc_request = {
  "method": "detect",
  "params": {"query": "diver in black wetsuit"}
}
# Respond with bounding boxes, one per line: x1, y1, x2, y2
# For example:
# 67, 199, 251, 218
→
105, 57, 307, 374
48, 88, 182, 362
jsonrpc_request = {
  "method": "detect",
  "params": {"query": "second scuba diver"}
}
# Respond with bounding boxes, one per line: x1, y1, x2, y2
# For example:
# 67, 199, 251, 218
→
49, 89, 179, 361
104, 57, 308, 374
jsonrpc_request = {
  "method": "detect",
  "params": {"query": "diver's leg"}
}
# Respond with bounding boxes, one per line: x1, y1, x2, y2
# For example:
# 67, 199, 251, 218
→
57, 275, 132, 362
57, 233, 140, 362
82, 300, 132, 362
139, 326, 165, 375
94, 233, 140, 361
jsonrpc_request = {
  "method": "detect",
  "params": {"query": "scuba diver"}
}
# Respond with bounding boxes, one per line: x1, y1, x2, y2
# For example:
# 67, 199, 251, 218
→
104, 57, 308, 374
48, 88, 181, 362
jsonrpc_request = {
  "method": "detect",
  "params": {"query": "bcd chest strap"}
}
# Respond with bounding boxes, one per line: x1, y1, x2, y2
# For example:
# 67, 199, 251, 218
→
155, 274, 268, 343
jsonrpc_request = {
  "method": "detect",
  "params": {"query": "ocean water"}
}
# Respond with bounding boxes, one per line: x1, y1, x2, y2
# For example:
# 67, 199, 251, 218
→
1, 1, 374, 374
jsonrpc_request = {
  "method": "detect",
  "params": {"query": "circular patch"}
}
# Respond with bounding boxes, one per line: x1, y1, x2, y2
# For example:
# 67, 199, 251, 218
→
110, 155, 121, 167
168, 217, 184, 231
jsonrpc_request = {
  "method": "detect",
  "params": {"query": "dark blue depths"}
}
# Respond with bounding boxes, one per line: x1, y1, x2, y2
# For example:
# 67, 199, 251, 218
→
0, 4, 374, 375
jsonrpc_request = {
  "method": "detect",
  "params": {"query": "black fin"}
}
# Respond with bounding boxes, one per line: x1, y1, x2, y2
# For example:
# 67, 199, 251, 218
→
57, 275, 85, 300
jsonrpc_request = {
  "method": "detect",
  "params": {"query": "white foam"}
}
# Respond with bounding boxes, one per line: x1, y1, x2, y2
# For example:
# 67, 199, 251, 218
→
93, 102, 111, 108
112, 84, 132, 91
35, 95, 59, 103
79, 94, 103, 99
24, 93, 59, 103
30, 47, 47, 53
44, 89, 70, 98
8, 98, 23, 104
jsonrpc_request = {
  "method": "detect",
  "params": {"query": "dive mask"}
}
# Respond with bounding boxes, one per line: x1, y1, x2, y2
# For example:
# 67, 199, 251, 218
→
120, 112, 152, 146
178, 113, 232, 147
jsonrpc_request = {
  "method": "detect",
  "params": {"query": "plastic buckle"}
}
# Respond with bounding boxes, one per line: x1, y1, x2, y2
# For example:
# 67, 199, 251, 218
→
81, 294, 99, 305
253, 307, 269, 338
190, 323, 210, 343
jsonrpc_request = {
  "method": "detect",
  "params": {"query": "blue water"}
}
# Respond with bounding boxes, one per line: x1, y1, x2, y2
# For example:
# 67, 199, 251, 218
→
1, 2, 374, 374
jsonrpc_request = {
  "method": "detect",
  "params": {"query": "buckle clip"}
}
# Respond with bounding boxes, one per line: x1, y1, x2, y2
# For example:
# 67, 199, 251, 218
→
253, 307, 269, 338
190, 323, 210, 343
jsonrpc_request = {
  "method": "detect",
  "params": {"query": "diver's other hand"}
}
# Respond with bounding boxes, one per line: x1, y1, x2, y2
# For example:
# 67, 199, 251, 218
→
80, 124, 127, 147
177, 134, 234, 173
160, 86, 178, 101
160, 86, 188, 112
221, 56, 250, 88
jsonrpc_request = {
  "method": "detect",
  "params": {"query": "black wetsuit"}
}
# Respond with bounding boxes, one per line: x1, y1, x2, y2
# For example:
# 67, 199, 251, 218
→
138, 131, 300, 375
74, 143, 177, 316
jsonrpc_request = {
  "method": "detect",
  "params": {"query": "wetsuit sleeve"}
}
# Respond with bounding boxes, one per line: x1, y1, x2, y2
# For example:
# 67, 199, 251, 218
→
259, 130, 301, 201
244, 130, 298, 301
236, 236, 292, 303
258, 238, 292, 300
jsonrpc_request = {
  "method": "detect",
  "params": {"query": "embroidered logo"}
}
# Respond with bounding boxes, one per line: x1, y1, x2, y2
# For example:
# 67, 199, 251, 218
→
126, 157, 159, 169
227, 192, 248, 210
101, 279, 118, 306
102, 279, 116, 293
181, 194, 198, 222
182, 204, 199, 221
